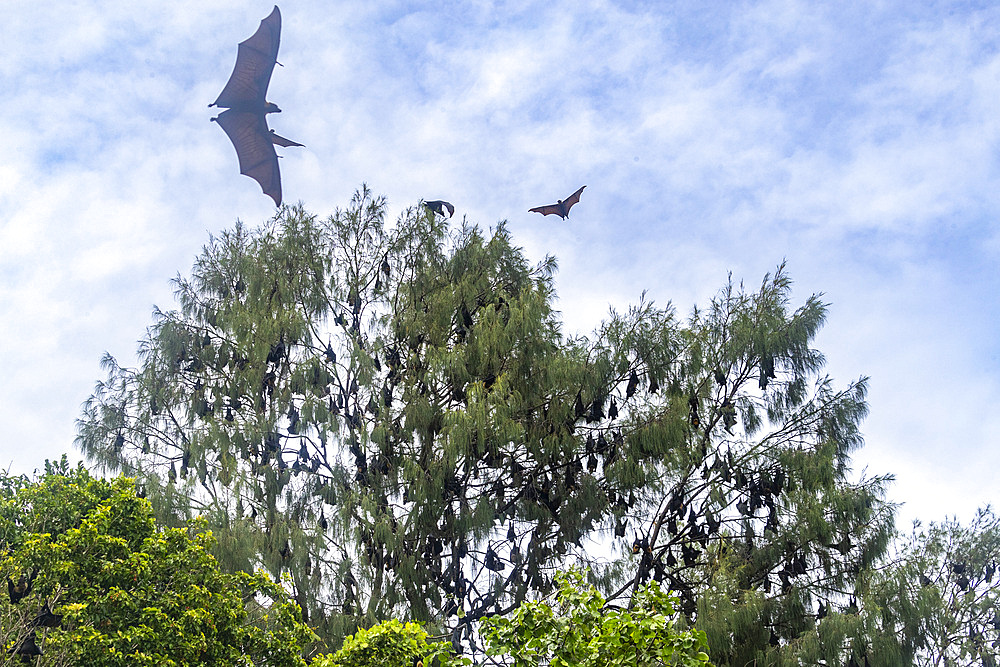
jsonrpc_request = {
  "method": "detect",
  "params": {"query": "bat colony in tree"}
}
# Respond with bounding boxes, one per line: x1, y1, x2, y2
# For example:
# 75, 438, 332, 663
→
6, 567, 62, 663
210, 6, 302, 207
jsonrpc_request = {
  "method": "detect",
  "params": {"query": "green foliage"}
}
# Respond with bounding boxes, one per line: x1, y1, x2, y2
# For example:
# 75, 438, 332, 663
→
864, 507, 999, 666
0, 458, 315, 666
312, 618, 467, 667
482, 569, 712, 666
75, 190, 895, 663
577, 268, 894, 665
76, 193, 603, 635
776, 508, 1000, 666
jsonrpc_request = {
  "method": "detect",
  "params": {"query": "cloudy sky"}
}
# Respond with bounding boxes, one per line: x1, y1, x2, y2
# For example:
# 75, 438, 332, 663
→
2, 0, 997, 529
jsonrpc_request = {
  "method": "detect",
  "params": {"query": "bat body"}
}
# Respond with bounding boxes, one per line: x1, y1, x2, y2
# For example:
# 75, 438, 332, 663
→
30, 602, 63, 629
7, 569, 37, 604
424, 200, 455, 218
12, 631, 41, 661
529, 185, 586, 219
210, 6, 302, 206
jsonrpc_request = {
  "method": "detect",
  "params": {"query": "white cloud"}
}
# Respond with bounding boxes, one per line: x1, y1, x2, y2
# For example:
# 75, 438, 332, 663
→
1, 0, 997, 525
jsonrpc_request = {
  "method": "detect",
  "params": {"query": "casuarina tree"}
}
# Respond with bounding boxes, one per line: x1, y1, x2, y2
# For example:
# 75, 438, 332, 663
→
78, 190, 894, 663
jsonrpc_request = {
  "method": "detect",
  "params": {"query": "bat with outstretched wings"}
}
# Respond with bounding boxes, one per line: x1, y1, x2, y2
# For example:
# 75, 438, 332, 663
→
209, 6, 302, 206
529, 185, 586, 219
423, 200, 455, 218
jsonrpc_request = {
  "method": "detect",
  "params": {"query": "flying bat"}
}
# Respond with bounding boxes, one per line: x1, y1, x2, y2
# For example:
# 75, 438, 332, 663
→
529, 185, 586, 219
210, 6, 302, 206
424, 200, 455, 218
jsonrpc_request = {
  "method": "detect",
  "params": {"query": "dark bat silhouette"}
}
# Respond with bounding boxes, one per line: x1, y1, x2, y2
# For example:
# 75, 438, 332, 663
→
424, 200, 455, 218
11, 630, 41, 662
625, 369, 639, 398
7, 569, 37, 604
209, 6, 302, 206
484, 546, 505, 572
529, 185, 586, 219
30, 602, 63, 629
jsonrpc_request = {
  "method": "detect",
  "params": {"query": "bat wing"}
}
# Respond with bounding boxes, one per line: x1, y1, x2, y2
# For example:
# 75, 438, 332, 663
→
269, 130, 304, 147
528, 204, 565, 217
562, 185, 586, 213
214, 109, 282, 206
211, 6, 281, 109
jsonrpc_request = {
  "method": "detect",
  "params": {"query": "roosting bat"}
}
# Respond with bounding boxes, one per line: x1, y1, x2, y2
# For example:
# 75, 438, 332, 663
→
12, 630, 41, 662
7, 569, 37, 604
210, 6, 302, 206
30, 602, 63, 629
529, 185, 586, 219
424, 200, 455, 218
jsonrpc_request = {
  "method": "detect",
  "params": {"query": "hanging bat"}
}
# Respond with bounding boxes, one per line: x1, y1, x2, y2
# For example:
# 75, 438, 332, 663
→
484, 546, 505, 572
625, 369, 639, 398
7, 569, 37, 604
12, 630, 41, 661
631, 535, 650, 555
209, 6, 302, 206
30, 602, 63, 629
424, 200, 455, 218
529, 185, 586, 219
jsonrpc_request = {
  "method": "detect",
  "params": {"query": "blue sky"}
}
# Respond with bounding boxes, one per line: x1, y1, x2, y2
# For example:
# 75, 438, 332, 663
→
2, 0, 998, 528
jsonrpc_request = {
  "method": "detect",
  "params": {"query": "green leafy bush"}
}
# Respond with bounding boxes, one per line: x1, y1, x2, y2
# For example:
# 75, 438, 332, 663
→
0, 459, 315, 666
311, 618, 466, 667
482, 569, 713, 667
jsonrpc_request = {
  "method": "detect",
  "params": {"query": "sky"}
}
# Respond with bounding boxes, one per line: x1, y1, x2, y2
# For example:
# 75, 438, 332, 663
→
2, 0, 998, 530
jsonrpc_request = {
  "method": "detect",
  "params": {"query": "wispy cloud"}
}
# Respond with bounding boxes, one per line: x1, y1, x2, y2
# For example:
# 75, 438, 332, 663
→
2, 0, 997, 524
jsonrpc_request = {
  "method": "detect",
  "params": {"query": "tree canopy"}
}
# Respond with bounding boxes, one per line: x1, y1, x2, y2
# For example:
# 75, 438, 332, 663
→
861, 507, 1000, 666
0, 458, 315, 666
482, 569, 712, 666
312, 618, 465, 667
76, 191, 905, 663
